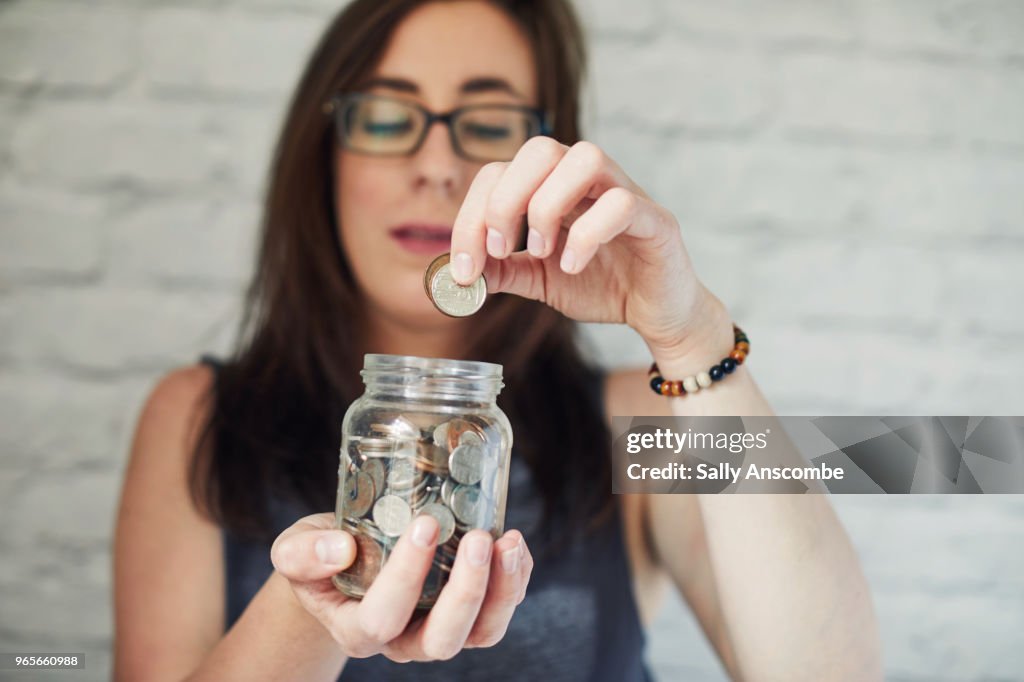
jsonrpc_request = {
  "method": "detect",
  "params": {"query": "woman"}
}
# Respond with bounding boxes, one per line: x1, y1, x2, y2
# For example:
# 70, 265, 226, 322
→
113, 0, 882, 680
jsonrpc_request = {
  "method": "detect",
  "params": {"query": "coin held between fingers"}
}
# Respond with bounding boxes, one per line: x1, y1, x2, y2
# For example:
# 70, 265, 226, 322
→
424, 252, 487, 317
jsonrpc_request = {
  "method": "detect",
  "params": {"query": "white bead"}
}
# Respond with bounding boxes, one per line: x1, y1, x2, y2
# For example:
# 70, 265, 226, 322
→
683, 376, 699, 393
696, 371, 712, 388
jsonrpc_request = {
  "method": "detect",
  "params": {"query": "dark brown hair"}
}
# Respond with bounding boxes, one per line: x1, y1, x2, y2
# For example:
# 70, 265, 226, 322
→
191, 0, 612, 545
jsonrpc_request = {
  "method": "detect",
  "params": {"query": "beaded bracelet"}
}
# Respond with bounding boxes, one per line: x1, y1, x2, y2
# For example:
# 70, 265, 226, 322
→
648, 323, 749, 396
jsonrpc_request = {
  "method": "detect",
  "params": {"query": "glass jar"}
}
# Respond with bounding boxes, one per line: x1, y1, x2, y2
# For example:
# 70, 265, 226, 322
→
332, 354, 513, 609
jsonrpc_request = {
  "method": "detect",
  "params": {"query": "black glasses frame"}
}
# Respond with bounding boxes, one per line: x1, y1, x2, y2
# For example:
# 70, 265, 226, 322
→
324, 92, 553, 162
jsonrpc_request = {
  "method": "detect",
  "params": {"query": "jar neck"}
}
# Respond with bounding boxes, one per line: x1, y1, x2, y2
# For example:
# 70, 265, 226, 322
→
360, 354, 504, 405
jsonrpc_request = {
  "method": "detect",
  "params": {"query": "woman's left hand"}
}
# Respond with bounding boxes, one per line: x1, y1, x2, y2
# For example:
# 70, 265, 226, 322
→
449, 137, 723, 358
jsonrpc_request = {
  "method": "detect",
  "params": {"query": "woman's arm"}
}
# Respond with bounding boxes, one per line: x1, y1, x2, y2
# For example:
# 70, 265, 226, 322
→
113, 366, 345, 681
646, 295, 884, 682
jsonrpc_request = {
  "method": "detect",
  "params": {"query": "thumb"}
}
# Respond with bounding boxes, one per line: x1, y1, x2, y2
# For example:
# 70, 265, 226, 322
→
271, 515, 357, 582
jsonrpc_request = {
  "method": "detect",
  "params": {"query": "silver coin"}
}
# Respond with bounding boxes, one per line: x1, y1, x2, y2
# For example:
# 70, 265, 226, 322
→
432, 421, 450, 450
450, 484, 482, 525
440, 478, 456, 507
478, 459, 500, 495
459, 430, 485, 448
448, 443, 484, 485
393, 475, 430, 503
358, 436, 395, 457
425, 253, 487, 317
373, 495, 412, 538
342, 471, 375, 518
443, 418, 485, 452
362, 458, 387, 496
417, 502, 456, 544
387, 457, 418, 490
341, 516, 387, 545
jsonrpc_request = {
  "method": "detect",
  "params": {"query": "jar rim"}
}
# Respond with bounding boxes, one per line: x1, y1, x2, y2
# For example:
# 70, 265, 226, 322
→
363, 354, 503, 379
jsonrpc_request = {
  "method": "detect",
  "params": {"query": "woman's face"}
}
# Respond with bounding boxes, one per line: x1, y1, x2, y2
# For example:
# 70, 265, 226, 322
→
335, 0, 537, 328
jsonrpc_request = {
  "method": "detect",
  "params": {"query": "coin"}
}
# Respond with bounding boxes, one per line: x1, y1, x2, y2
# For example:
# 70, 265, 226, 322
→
349, 530, 384, 584
373, 495, 413, 537
342, 471, 375, 518
417, 502, 457, 544
459, 430, 485, 448
424, 252, 487, 317
449, 443, 484, 485
362, 458, 387, 496
443, 418, 485, 452
440, 478, 456, 507
415, 441, 449, 475
450, 484, 482, 525
432, 421, 450, 450
387, 457, 418, 490
358, 436, 395, 457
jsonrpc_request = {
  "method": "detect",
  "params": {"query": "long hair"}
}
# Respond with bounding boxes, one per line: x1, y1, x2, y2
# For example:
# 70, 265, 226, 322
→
190, 0, 612, 545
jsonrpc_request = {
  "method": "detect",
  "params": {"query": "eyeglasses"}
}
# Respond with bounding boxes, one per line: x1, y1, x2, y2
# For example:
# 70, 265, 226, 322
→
325, 93, 551, 163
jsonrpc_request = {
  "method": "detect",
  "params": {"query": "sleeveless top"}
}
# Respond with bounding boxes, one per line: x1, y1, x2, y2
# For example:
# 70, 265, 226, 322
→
204, 357, 652, 681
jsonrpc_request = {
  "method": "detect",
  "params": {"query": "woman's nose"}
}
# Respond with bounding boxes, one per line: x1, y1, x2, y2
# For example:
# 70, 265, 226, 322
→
410, 119, 464, 195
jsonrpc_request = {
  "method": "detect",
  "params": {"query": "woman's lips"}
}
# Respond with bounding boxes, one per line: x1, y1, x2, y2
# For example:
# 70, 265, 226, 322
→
389, 224, 453, 256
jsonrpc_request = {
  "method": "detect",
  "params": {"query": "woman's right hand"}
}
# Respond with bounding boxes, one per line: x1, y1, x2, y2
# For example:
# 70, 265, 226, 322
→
270, 512, 533, 662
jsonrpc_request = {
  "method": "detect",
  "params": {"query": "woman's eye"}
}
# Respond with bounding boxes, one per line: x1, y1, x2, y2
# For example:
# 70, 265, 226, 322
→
462, 123, 512, 141
362, 119, 414, 137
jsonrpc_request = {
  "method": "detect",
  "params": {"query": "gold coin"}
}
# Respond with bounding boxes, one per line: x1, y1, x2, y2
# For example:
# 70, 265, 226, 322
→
424, 252, 487, 317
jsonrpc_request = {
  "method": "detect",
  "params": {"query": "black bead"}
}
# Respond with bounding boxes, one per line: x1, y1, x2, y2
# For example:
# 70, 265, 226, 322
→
721, 358, 737, 373
709, 365, 724, 381
650, 377, 664, 393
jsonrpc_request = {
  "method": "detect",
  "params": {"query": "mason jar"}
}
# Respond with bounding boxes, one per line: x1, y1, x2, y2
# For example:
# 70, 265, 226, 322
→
332, 354, 513, 609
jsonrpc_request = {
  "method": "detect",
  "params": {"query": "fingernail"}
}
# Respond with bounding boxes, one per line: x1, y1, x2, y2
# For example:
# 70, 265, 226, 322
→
467, 534, 492, 567
560, 248, 577, 273
315, 534, 350, 565
486, 228, 506, 258
410, 515, 438, 548
501, 546, 521, 574
451, 252, 473, 283
527, 229, 545, 257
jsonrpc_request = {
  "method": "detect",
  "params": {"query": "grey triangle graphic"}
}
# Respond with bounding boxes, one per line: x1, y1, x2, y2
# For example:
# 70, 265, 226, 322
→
937, 416, 969, 452
952, 453, 984, 493
888, 419, 966, 483
963, 417, 1022, 464
839, 432, 920, 494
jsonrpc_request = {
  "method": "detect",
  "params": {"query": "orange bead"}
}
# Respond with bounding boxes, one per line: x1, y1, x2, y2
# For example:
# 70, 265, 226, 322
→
736, 341, 750, 353
729, 349, 746, 365
670, 381, 683, 396
660, 380, 672, 395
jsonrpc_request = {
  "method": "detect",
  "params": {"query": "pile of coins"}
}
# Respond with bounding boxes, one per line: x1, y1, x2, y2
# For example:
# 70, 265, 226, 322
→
332, 413, 503, 608
424, 252, 487, 317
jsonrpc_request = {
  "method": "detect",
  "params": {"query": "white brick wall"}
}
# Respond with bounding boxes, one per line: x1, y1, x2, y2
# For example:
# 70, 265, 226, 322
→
1, 1, 1022, 680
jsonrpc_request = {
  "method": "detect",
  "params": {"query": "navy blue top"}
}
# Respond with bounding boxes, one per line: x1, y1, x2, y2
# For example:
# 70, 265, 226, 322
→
206, 358, 652, 681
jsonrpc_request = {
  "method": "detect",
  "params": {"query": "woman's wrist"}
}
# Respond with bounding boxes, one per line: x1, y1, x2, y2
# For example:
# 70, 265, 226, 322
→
187, 571, 347, 681
642, 287, 736, 383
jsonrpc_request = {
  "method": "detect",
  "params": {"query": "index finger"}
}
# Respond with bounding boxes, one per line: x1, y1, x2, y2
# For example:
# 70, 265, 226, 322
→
449, 161, 507, 285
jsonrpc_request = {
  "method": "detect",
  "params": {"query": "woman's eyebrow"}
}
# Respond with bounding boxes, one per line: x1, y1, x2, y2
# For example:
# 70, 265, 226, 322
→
361, 76, 418, 93
360, 75, 525, 99
460, 76, 525, 99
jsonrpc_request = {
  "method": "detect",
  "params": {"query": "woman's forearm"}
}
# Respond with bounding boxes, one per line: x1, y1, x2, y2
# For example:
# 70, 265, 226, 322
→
185, 571, 347, 682
650, 302, 883, 681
